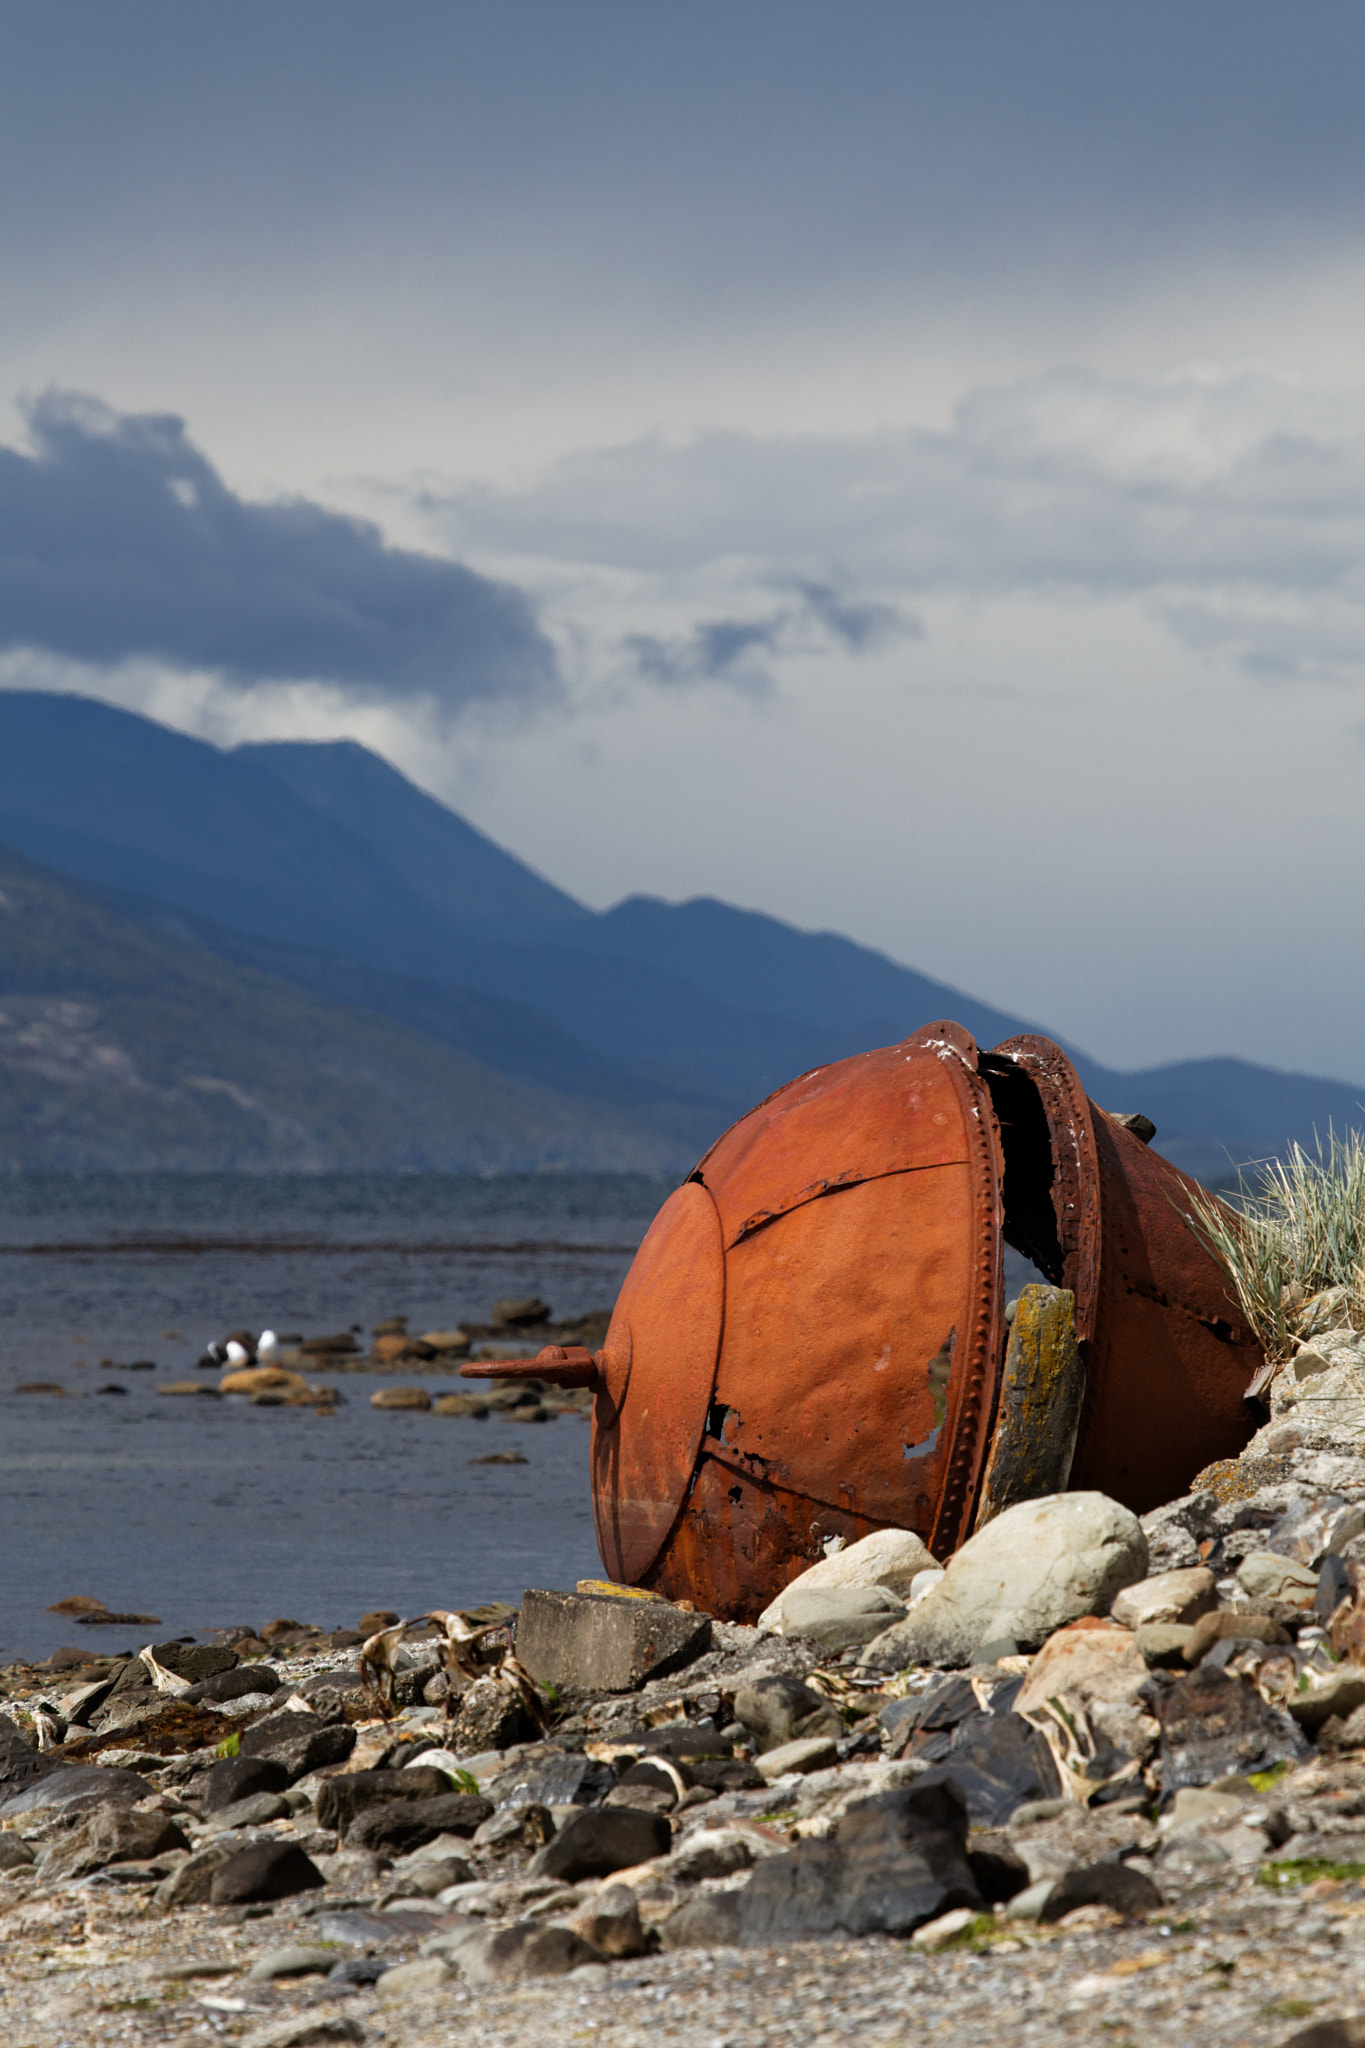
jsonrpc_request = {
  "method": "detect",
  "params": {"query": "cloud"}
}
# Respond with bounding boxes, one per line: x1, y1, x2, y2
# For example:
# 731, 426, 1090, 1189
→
791, 580, 907, 652
428, 365, 1365, 692
626, 617, 780, 693
621, 580, 915, 692
0, 392, 559, 714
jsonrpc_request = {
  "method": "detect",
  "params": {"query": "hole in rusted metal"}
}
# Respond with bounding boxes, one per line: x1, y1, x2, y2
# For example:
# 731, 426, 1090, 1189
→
981, 1054, 1065, 1284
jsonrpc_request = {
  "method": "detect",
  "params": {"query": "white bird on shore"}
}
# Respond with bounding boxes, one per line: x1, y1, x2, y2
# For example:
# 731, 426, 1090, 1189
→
257, 1330, 278, 1355
224, 1340, 249, 1366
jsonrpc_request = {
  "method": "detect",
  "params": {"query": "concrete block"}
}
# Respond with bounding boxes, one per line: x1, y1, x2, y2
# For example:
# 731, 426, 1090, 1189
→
515, 1588, 711, 1693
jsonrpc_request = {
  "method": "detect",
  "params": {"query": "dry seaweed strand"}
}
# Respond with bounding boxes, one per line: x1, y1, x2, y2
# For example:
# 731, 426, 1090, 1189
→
356, 1611, 550, 1728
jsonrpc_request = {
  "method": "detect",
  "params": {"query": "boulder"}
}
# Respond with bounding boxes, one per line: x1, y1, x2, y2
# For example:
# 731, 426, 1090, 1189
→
515, 1588, 711, 1693
184, 1665, 281, 1706
902, 1713, 1061, 1825
486, 1751, 614, 1810
530, 1804, 671, 1882
688, 1757, 766, 1793
246, 1946, 338, 1983
1266, 1495, 1365, 1567
315, 1768, 458, 1835
377, 1957, 451, 2000
492, 1296, 550, 1328
0, 1712, 61, 1805
201, 1792, 292, 1833
1153, 1665, 1308, 1792
370, 1387, 431, 1411
1182, 1610, 1293, 1663
449, 1677, 538, 1753
1286, 1668, 1365, 1731
240, 1709, 356, 1780
1036, 1859, 1163, 1921
663, 1778, 981, 1946
345, 1791, 493, 1854
1110, 1567, 1216, 1630
732, 1674, 843, 1753
861, 1493, 1148, 1669
665, 1828, 761, 1883
157, 1838, 242, 1907
35, 1805, 189, 1881
774, 1585, 908, 1652
1015, 1622, 1154, 1757
201, 1756, 292, 1813
221, 1367, 309, 1397
566, 1881, 646, 1958
1005, 1801, 1157, 1883
210, 1841, 326, 1905
456, 1922, 604, 1983
0, 1763, 149, 1819
470, 1803, 555, 1856
1236, 1551, 1320, 1607
1134, 1623, 1194, 1667
386, 1853, 473, 1896
756, 1529, 937, 1631
149, 1642, 238, 1683
754, 1736, 840, 1780
605, 1759, 688, 1809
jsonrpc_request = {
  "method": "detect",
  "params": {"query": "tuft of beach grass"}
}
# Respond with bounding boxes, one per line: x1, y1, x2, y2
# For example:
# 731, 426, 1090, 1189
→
1185, 1127, 1365, 1366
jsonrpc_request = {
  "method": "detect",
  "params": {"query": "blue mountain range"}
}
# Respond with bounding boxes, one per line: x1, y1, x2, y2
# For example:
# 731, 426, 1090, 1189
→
0, 688, 1358, 1177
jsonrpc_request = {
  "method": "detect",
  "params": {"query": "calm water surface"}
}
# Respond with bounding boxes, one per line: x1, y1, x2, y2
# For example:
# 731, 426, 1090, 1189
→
0, 1174, 670, 1665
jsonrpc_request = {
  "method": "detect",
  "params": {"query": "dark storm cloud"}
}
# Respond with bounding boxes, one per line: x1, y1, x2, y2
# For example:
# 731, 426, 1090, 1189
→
8, 5, 1365, 307
0, 394, 559, 711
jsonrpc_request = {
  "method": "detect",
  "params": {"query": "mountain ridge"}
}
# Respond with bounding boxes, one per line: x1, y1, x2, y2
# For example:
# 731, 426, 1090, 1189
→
0, 841, 679, 1171
0, 687, 1360, 1179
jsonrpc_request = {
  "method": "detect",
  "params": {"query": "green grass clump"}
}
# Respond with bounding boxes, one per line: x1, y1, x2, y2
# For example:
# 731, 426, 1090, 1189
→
1258, 1857, 1365, 1887
1186, 1130, 1365, 1364
939, 1914, 1017, 1951
214, 1731, 240, 1759
1247, 1761, 1291, 1793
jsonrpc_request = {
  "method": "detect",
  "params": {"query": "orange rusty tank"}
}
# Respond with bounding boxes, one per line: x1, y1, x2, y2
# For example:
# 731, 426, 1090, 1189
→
463, 1024, 1262, 1621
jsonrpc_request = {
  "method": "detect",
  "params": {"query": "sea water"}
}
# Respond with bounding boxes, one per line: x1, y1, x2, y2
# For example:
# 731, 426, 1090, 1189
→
0, 1174, 668, 1666
0, 1173, 1042, 1667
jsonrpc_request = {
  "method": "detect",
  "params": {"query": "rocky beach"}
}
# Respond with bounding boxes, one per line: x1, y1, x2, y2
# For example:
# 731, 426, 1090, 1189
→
6, 1299, 1365, 2048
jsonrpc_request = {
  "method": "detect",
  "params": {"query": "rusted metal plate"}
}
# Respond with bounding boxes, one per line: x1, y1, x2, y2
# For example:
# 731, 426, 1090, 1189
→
650, 1454, 879, 1615
1073, 1106, 1259, 1510
641, 1025, 1006, 1616
590, 1179, 725, 1587
696, 1026, 987, 1248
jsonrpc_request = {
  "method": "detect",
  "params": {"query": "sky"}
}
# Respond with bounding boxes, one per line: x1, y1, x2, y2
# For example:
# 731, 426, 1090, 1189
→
3, 1, 1365, 1080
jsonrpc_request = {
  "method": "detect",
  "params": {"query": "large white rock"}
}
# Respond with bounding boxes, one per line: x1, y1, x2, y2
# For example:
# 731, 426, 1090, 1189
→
777, 1584, 907, 1652
859, 1492, 1149, 1670
1110, 1565, 1216, 1630
757, 1527, 936, 1633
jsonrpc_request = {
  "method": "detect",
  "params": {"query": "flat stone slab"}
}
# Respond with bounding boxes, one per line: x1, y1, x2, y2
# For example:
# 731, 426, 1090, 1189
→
756, 1736, 839, 1781
515, 1588, 711, 1693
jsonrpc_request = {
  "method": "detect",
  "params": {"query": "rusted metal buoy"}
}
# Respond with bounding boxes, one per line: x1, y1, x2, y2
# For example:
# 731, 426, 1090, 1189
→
463, 1024, 1261, 1621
